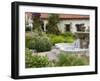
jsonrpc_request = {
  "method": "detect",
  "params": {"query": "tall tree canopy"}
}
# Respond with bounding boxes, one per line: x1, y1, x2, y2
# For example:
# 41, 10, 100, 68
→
46, 14, 60, 35
32, 13, 42, 33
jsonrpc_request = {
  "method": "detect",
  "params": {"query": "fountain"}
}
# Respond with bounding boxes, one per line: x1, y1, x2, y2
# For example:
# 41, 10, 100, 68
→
55, 32, 89, 55
75, 32, 89, 49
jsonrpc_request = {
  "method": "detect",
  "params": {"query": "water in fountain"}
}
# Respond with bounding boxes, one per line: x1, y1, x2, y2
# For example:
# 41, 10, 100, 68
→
73, 39, 80, 49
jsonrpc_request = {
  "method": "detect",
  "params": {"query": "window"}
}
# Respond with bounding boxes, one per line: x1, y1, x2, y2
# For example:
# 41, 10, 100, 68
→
65, 24, 71, 32
75, 23, 85, 32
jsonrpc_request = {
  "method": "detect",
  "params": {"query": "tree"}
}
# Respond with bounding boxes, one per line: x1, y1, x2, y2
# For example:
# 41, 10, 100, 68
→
32, 13, 42, 34
46, 14, 60, 35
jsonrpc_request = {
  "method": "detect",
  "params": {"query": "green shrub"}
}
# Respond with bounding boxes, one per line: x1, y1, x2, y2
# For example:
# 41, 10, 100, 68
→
56, 53, 88, 66
27, 40, 36, 49
48, 33, 76, 45
61, 32, 74, 37
65, 37, 75, 43
49, 35, 65, 45
28, 55, 49, 68
25, 48, 49, 68
62, 32, 76, 43
25, 35, 36, 49
25, 33, 52, 52
25, 48, 33, 68
72, 57, 88, 66
25, 35, 31, 48
56, 53, 74, 66
34, 37, 52, 52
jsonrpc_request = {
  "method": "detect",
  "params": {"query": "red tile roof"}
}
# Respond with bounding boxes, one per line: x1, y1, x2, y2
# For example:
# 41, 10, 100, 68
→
25, 12, 89, 19
40, 13, 89, 19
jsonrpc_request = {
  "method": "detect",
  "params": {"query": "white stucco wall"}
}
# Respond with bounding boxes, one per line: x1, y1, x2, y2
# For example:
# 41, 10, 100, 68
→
58, 19, 89, 33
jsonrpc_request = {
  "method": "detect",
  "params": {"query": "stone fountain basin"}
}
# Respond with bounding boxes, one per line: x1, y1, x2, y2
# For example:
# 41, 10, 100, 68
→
55, 43, 75, 49
55, 43, 89, 53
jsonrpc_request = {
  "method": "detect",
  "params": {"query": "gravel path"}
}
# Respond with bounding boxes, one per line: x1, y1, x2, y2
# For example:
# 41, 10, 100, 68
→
32, 48, 60, 61
46, 49, 60, 61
